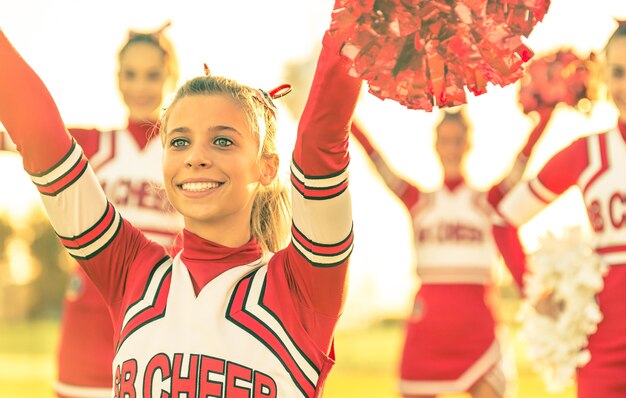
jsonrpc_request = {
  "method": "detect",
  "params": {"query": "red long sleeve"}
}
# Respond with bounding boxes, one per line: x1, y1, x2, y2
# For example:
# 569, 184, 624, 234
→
0, 30, 73, 173
293, 32, 362, 175
492, 223, 526, 291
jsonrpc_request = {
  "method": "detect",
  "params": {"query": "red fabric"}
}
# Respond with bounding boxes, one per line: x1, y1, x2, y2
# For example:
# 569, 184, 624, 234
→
535, 137, 589, 195
293, 31, 362, 176
181, 229, 262, 295
443, 176, 464, 191
0, 30, 73, 173
57, 267, 114, 389
492, 223, 526, 290
400, 285, 495, 380
577, 266, 626, 397
126, 119, 158, 150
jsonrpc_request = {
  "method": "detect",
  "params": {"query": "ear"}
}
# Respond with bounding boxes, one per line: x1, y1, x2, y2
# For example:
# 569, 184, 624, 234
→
259, 154, 279, 186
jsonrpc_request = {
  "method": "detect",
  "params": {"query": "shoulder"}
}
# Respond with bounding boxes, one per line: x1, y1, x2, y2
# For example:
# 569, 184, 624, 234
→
68, 127, 106, 158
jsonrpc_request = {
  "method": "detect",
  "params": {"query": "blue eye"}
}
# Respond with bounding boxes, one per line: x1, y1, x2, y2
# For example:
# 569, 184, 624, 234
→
170, 137, 189, 148
214, 137, 233, 147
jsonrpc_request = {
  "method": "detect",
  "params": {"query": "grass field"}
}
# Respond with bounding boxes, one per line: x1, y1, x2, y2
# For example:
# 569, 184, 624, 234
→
325, 320, 576, 398
0, 318, 576, 398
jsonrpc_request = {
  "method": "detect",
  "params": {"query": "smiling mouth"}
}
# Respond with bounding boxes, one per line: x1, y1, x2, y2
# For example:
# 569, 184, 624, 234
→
179, 182, 222, 192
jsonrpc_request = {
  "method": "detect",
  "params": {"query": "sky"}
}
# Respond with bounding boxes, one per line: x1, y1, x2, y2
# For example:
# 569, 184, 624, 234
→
1, 0, 626, 326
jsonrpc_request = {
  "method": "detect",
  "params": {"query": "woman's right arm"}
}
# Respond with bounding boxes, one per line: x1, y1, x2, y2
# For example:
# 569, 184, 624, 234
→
495, 136, 588, 227
0, 30, 152, 305
350, 121, 420, 209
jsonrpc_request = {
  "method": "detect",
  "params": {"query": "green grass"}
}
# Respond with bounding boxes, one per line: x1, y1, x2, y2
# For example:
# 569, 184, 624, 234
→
324, 319, 576, 398
0, 319, 58, 398
0, 318, 576, 398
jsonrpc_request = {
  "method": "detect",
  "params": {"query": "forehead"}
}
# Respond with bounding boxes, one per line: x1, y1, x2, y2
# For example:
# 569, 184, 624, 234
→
167, 94, 249, 130
120, 42, 165, 70
608, 37, 626, 60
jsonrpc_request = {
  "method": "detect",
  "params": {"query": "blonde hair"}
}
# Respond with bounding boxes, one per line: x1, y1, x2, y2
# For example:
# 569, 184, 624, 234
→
160, 75, 291, 253
118, 22, 180, 92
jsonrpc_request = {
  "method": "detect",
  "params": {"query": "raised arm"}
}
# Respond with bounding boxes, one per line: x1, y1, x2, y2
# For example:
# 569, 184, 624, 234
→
266, 27, 362, 351
0, 30, 151, 307
488, 107, 553, 205
0, 30, 73, 170
351, 121, 421, 209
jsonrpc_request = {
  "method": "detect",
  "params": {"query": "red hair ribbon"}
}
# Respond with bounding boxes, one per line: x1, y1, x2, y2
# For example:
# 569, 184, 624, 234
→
254, 84, 292, 118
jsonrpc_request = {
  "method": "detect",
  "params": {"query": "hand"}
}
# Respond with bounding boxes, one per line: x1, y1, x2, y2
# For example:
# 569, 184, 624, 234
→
535, 291, 565, 320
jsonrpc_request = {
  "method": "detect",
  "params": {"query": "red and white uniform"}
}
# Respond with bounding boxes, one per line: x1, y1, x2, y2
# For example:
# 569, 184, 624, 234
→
351, 123, 525, 396
61, 123, 182, 398
1, 116, 182, 398
497, 123, 626, 398
0, 30, 361, 397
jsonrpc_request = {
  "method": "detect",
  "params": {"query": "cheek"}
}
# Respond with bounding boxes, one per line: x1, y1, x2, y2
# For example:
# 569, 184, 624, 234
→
118, 81, 130, 98
162, 152, 177, 181
148, 78, 166, 97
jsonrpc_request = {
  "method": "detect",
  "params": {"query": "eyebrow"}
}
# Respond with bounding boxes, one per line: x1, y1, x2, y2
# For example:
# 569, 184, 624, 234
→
166, 125, 242, 136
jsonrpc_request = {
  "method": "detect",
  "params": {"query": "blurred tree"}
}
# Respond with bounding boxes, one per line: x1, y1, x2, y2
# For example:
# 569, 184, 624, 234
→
0, 213, 12, 261
26, 209, 70, 318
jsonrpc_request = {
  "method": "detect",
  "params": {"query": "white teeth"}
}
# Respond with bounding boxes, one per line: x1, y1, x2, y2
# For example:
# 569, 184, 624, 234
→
180, 182, 220, 192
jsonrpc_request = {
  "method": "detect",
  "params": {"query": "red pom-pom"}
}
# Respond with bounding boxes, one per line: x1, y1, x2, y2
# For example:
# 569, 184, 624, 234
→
329, 0, 550, 111
518, 49, 599, 115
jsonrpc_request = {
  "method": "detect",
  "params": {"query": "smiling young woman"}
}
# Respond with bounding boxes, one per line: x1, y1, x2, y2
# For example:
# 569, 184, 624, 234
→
0, 3, 362, 395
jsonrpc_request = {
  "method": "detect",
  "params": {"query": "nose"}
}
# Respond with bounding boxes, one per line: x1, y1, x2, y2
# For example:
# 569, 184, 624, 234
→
185, 145, 212, 169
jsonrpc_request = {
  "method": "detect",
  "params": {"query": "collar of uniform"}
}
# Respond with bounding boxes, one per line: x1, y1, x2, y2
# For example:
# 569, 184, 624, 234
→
180, 228, 263, 265
127, 119, 158, 150
180, 229, 264, 295
443, 176, 464, 192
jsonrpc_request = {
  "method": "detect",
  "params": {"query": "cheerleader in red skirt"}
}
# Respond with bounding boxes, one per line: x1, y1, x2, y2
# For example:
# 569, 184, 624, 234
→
351, 107, 551, 398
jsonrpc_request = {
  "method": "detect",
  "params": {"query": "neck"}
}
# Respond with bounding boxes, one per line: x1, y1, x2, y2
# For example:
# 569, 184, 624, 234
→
184, 214, 254, 249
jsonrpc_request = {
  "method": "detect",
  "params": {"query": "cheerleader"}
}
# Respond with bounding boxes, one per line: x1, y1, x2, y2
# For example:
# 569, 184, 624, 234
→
0, 8, 361, 397
493, 21, 626, 398
351, 107, 551, 398
0, 24, 182, 398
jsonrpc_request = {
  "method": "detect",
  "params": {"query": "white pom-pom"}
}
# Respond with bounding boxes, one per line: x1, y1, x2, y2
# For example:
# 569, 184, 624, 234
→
516, 226, 608, 393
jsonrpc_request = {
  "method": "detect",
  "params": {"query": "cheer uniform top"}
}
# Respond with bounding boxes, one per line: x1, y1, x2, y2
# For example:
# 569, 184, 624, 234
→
351, 123, 525, 396
497, 122, 626, 398
0, 29, 361, 397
